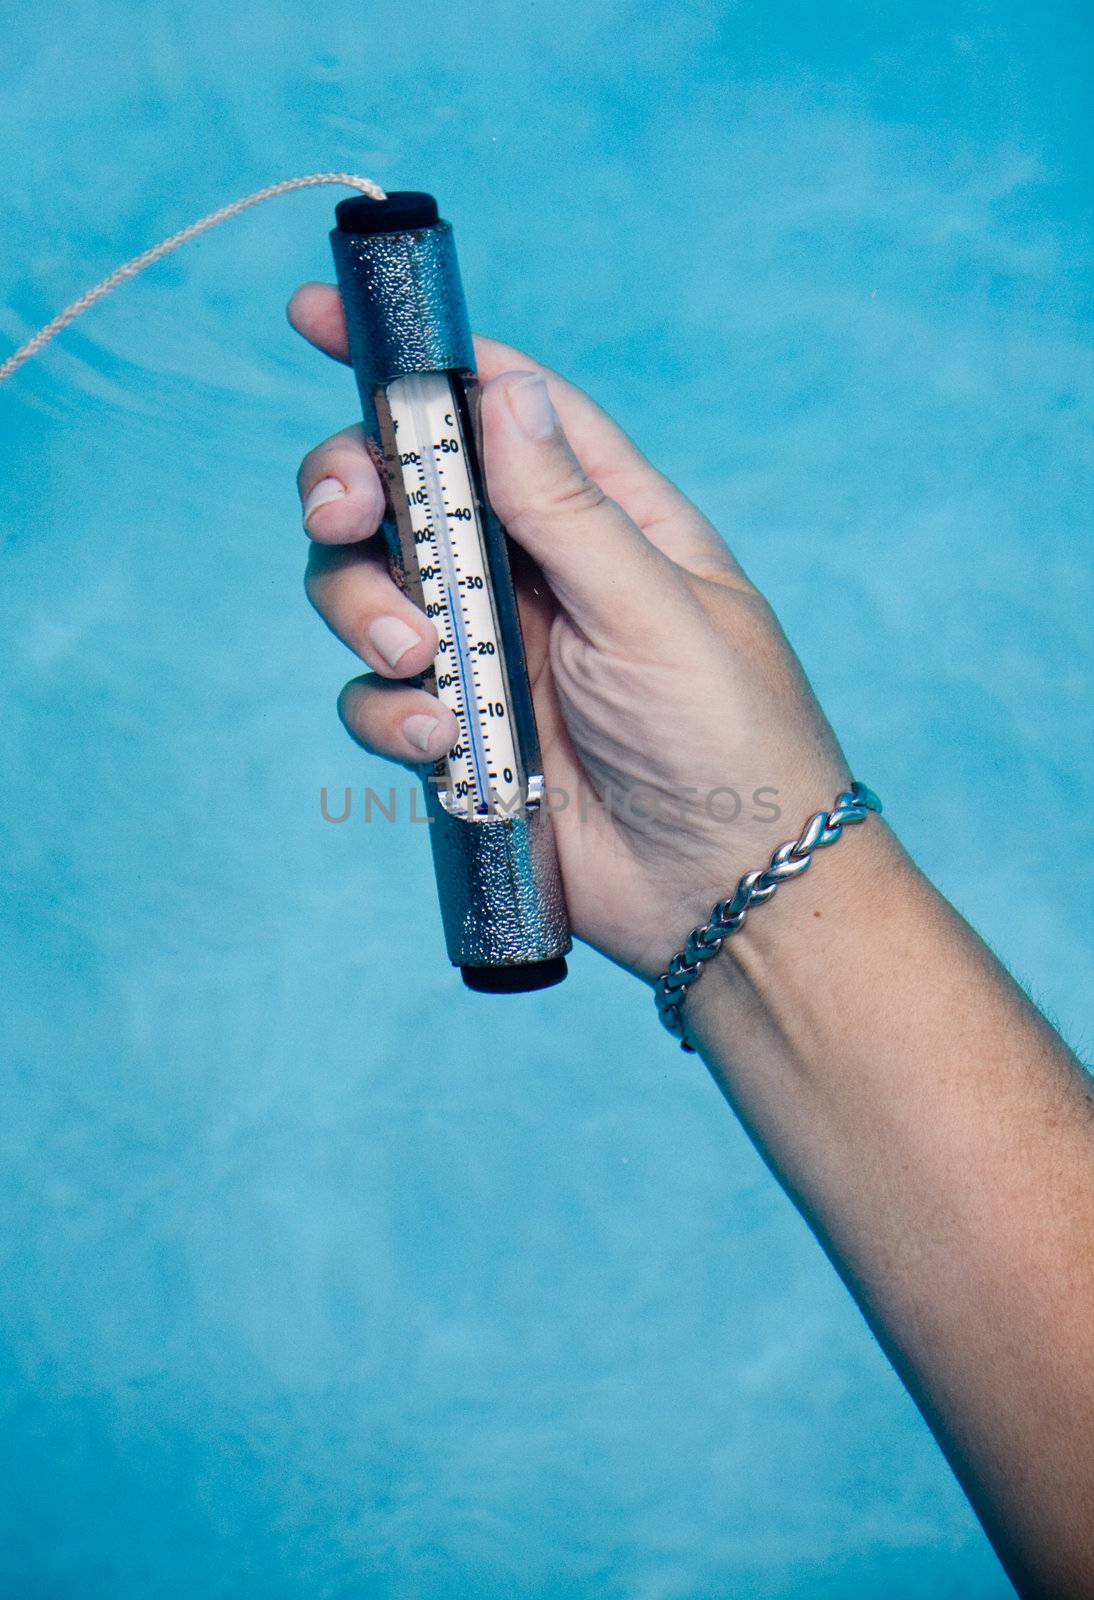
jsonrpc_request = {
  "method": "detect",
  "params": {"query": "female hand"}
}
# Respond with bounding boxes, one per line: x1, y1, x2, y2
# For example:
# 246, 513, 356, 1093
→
289, 282, 849, 981
290, 287, 1094, 1598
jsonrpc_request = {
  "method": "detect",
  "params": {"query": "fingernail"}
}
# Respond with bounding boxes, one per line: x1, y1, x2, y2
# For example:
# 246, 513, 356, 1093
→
367, 615, 421, 668
302, 476, 347, 525
507, 375, 558, 441
402, 714, 440, 754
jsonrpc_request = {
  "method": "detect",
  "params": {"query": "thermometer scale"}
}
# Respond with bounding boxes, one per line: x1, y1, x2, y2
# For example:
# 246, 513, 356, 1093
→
330, 191, 571, 990
381, 371, 522, 818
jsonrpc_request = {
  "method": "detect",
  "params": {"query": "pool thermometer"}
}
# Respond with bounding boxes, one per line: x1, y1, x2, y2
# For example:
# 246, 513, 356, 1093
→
329, 191, 571, 992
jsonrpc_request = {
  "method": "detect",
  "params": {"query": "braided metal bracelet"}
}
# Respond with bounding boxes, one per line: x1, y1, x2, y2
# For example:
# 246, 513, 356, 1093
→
655, 781, 883, 1051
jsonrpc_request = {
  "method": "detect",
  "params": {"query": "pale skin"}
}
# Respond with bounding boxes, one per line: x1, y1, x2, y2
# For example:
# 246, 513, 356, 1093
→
289, 281, 1094, 1599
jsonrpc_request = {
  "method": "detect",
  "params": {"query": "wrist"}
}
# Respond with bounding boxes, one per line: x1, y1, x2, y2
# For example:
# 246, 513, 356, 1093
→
681, 815, 915, 1071
654, 780, 894, 1049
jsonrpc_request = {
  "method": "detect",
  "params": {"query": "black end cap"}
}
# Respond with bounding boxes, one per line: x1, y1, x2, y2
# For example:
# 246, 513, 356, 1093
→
460, 957, 568, 994
335, 191, 439, 235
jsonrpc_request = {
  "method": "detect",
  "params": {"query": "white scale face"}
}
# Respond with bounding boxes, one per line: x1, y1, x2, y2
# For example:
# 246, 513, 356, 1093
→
385, 371, 524, 818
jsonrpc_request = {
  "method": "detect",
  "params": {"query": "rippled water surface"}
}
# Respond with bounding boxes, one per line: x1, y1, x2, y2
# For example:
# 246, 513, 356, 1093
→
1, 2, 1091, 1595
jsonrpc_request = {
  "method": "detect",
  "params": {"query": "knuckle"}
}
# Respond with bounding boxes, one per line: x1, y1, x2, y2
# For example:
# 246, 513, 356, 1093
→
548, 466, 607, 519
505, 467, 608, 540
337, 677, 381, 741
303, 561, 323, 610
303, 551, 335, 611
549, 614, 598, 688
336, 679, 363, 729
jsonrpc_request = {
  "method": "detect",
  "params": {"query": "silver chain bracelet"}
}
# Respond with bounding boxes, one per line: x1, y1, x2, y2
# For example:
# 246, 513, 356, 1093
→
655, 781, 883, 1051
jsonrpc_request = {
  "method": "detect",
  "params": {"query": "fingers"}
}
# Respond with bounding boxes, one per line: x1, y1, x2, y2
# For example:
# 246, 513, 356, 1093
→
288, 282, 669, 519
339, 674, 460, 765
305, 543, 438, 679
288, 281, 351, 364
287, 282, 738, 577
288, 279, 685, 535
480, 370, 697, 648
297, 422, 386, 545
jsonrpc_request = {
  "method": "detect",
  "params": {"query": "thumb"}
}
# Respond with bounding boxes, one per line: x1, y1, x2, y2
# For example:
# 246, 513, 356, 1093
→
480, 370, 681, 644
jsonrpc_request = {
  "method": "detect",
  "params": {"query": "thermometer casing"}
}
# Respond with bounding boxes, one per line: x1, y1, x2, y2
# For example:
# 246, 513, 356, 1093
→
329, 192, 571, 991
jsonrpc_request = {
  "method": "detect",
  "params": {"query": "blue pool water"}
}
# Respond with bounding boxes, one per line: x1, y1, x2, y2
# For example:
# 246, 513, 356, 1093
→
1, 2, 1091, 1595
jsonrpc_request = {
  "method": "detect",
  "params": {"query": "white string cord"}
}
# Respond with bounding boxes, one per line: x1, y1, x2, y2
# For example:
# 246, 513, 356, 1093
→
0, 172, 387, 384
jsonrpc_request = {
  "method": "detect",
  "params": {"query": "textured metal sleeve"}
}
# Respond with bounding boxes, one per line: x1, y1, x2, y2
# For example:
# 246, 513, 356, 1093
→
329, 222, 475, 389
425, 787, 570, 967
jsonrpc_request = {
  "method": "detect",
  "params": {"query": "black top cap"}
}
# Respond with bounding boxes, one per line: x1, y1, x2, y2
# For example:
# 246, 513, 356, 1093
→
335, 191, 439, 235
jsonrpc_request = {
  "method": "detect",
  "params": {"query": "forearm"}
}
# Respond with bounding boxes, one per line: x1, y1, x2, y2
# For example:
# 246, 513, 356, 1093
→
291, 294, 1091, 1590
686, 821, 1094, 1598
